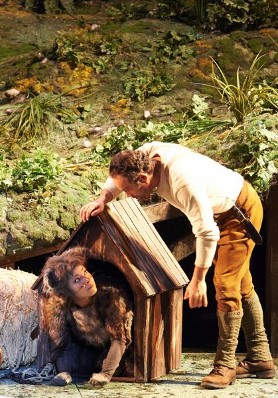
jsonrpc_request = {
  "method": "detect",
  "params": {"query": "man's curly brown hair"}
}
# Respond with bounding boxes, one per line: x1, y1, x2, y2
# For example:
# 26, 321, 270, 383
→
109, 150, 155, 182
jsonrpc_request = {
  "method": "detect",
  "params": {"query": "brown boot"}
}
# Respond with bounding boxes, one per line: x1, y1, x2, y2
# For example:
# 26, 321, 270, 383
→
201, 365, 236, 389
201, 310, 242, 389
236, 360, 276, 379
238, 293, 275, 378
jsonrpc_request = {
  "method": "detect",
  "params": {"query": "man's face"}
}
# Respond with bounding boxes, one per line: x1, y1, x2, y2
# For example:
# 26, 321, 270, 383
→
113, 173, 153, 201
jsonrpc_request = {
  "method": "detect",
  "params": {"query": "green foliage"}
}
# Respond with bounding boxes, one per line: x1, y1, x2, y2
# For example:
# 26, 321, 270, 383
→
52, 30, 121, 68
93, 125, 135, 159
206, 0, 278, 31
211, 53, 277, 123
91, 112, 277, 196
123, 70, 174, 102
0, 148, 63, 193
92, 118, 229, 160
193, 0, 209, 25
105, 1, 149, 20
0, 151, 13, 191
222, 121, 278, 194
0, 93, 69, 145
153, 0, 188, 20
184, 94, 210, 120
151, 30, 195, 64
52, 32, 82, 66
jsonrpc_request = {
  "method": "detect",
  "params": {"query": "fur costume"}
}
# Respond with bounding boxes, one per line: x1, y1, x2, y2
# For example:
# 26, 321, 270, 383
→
36, 247, 133, 382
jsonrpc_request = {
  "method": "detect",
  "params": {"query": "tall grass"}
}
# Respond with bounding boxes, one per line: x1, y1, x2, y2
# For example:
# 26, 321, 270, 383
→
0, 93, 65, 144
211, 53, 277, 123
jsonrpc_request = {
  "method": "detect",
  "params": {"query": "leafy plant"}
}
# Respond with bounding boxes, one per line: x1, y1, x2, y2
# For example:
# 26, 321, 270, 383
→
123, 70, 174, 102
106, 1, 149, 20
10, 148, 63, 193
0, 152, 13, 192
93, 125, 135, 160
52, 29, 121, 67
211, 53, 277, 123
153, 0, 188, 21
222, 121, 278, 195
151, 30, 195, 64
206, 0, 278, 31
184, 94, 210, 120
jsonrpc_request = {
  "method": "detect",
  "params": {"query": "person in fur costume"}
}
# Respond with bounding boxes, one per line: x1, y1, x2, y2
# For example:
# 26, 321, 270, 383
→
37, 246, 133, 387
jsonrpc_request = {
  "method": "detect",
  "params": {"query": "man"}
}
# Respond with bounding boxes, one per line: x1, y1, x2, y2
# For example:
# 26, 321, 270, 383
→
80, 141, 275, 389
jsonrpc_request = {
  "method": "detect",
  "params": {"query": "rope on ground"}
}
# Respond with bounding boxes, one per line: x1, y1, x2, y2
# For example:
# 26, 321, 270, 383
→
11, 362, 56, 385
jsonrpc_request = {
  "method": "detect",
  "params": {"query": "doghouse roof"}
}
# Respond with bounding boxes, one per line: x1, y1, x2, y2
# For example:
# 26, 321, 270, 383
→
56, 198, 189, 297
104, 198, 189, 294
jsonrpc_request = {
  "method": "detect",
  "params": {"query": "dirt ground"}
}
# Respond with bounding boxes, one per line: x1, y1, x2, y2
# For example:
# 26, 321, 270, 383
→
0, 353, 277, 398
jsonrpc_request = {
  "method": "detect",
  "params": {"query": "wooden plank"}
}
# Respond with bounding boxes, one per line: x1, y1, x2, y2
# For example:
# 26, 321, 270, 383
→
126, 199, 184, 270
133, 294, 152, 381
150, 294, 166, 379
106, 204, 171, 292
265, 184, 278, 357
167, 289, 183, 371
149, 289, 183, 379
111, 376, 136, 382
150, 295, 164, 379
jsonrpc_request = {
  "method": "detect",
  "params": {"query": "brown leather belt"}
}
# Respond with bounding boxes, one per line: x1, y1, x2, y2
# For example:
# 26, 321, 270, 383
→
214, 205, 262, 245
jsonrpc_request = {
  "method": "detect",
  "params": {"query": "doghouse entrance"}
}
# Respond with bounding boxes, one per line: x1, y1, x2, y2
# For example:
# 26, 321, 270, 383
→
86, 257, 135, 380
86, 258, 133, 297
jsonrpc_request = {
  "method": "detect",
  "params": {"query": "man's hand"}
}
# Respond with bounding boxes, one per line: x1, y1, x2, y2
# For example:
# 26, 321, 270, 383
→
80, 201, 104, 222
183, 265, 209, 308
184, 279, 208, 308
80, 189, 113, 222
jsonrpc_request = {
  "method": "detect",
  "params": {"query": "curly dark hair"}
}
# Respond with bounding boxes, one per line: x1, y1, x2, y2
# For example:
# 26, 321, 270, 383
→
41, 246, 91, 298
109, 150, 155, 182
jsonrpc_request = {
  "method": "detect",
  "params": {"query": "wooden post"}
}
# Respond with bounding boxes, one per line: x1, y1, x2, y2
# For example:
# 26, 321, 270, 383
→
265, 184, 278, 357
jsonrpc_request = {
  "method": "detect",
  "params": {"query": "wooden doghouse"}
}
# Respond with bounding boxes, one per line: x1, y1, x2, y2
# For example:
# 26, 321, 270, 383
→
37, 197, 189, 382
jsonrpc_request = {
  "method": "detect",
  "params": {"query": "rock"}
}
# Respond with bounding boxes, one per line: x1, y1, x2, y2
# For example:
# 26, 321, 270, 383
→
89, 24, 100, 31
4, 89, 20, 99
5, 108, 14, 115
83, 139, 92, 148
144, 110, 151, 119
88, 126, 103, 134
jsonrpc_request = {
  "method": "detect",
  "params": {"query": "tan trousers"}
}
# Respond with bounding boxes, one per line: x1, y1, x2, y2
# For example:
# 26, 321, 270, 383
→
213, 180, 263, 312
